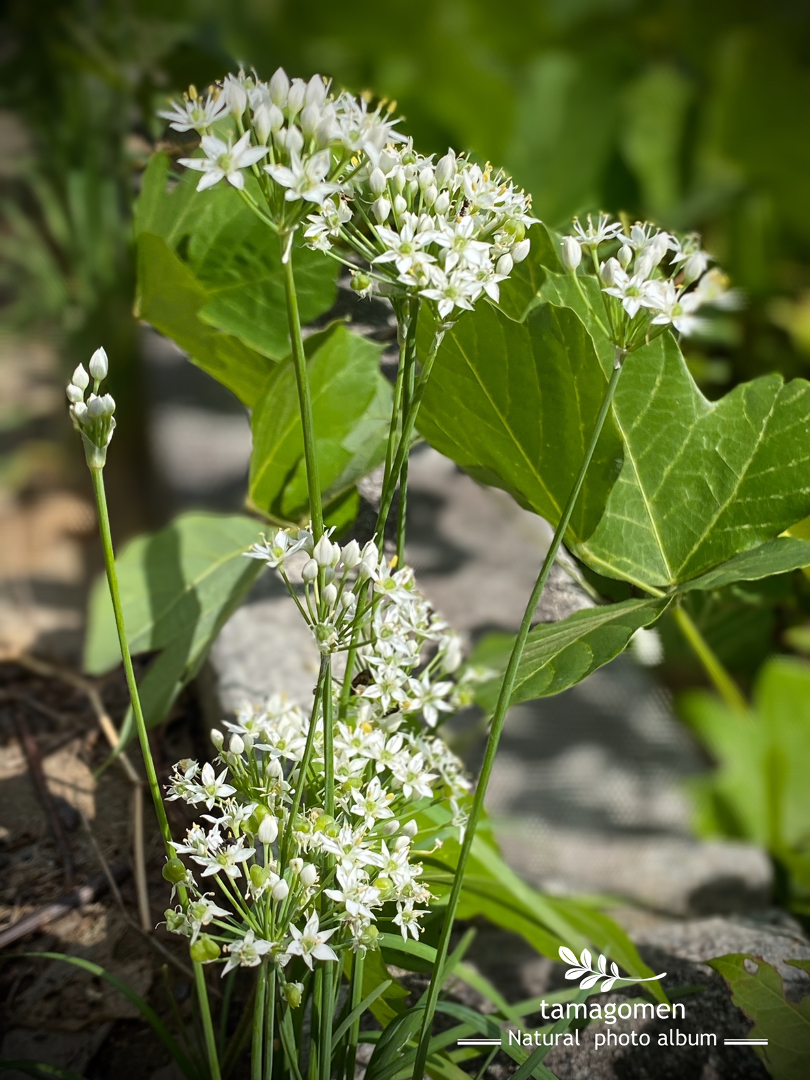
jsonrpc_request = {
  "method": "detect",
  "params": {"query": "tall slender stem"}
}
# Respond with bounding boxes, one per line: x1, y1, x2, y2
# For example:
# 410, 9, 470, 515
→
374, 324, 447, 546
252, 962, 267, 1080
396, 307, 419, 564
264, 967, 275, 1080
411, 354, 625, 1080
323, 662, 334, 816
91, 466, 223, 1080
90, 467, 174, 855
673, 606, 748, 712
281, 231, 324, 541
345, 950, 364, 1080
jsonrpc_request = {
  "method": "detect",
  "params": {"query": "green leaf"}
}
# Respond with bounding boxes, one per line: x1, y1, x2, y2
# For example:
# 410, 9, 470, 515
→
135, 152, 338, 405
709, 954, 810, 1080
249, 324, 392, 525
620, 65, 694, 217
577, 334, 810, 588
674, 537, 810, 592
680, 657, 810, 850
331, 980, 392, 1048
341, 947, 407, 1028
83, 512, 263, 732
473, 597, 670, 709
417, 301, 623, 546
136, 233, 274, 407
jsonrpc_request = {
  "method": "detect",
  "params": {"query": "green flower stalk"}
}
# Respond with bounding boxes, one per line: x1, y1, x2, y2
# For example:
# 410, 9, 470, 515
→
67, 348, 223, 1080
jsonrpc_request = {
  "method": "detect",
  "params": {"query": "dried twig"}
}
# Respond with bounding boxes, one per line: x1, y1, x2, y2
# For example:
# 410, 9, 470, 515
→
10, 709, 75, 887
0, 866, 130, 950
14, 654, 151, 930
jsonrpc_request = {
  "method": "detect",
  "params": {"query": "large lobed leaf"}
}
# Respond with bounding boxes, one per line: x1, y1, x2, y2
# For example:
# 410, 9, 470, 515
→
471, 596, 670, 710
576, 334, 810, 588
84, 512, 263, 732
249, 324, 393, 525
709, 954, 810, 1080
134, 152, 338, 406
417, 300, 623, 546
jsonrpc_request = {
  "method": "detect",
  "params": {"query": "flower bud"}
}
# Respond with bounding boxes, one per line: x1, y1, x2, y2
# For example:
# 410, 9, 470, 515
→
283, 981, 304, 1008
561, 237, 582, 273
339, 590, 355, 611
258, 815, 279, 844
496, 253, 513, 276
618, 243, 632, 269
392, 167, 406, 193
269, 68, 290, 107
682, 251, 708, 286
393, 194, 407, 216
313, 535, 335, 567
423, 184, 438, 207
162, 858, 187, 884
372, 196, 391, 223
223, 74, 247, 118
289, 857, 304, 874
382, 819, 399, 835
72, 364, 90, 390
211, 728, 224, 749
190, 935, 221, 963
435, 150, 456, 188
229, 733, 245, 755
271, 878, 289, 901
394, 834, 410, 850
369, 167, 387, 195
287, 78, 306, 117
600, 257, 620, 287
323, 582, 338, 607
341, 539, 361, 568
88, 347, 108, 381
266, 756, 284, 779
286, 124, 304, 157
305, 74, 326, 107
402, 820, 418, 837
406, 178, 419, 200
418, 166, 434, 191
72, 401, 87, 422
253, 104, 272, 144
434, 191, 450, 215
66, 383, 84, 404
300, 103, 321, 138
299, 863, 318, 888
512, 239, 531, 263
302, 558, 319, 583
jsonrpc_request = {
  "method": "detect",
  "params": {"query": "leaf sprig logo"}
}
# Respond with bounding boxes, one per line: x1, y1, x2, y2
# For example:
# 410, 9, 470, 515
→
559, 947, 666, 992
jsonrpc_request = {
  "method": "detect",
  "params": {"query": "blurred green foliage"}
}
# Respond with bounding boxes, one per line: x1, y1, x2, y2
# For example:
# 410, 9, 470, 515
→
2, 0, 810, 384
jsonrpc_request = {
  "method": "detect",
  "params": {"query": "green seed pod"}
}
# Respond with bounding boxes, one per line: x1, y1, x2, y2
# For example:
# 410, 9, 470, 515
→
190, 935, 221, 963
162, 858, 187, 884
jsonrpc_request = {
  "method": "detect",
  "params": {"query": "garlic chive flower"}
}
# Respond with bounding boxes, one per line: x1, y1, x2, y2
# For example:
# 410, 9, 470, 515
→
163, 523, 481, 973
179, 131, 269, 192
559, 213, 740, 353
304, 138, 536, 324
66, 348, 116, 468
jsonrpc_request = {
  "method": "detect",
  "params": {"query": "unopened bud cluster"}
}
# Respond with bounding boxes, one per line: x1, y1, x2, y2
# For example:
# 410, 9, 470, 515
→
66, 348, 116, 467
560, 214, 741, 353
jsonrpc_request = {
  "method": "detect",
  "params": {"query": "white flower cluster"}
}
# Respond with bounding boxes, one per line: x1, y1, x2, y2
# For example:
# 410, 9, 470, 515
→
162, 68, 401, 232
161, 68, 535, 322
306, 142, 536, 319
561, 214, 741, 352
65, 347, 116, 465
245, 526, 489, 729
162, 668, 470, 975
